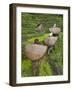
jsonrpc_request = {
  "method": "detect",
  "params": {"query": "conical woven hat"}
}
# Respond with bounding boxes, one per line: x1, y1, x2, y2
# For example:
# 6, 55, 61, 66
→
49, 24, 61, 34
44, 36, 58, 46
35, 24, 44, 32
25, 44, 47, 60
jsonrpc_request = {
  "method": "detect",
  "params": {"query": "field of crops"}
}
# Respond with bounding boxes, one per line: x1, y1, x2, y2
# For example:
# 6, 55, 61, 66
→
21, 13, 63, 77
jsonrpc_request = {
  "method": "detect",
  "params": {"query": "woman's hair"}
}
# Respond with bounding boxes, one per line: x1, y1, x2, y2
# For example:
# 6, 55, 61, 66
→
34, 39, 41, 44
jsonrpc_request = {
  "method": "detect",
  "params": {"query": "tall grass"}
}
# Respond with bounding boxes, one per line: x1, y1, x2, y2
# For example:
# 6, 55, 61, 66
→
21, 13, 63, 77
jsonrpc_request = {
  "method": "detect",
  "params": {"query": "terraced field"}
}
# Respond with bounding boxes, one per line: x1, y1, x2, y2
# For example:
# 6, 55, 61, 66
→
21, 13, 63, 77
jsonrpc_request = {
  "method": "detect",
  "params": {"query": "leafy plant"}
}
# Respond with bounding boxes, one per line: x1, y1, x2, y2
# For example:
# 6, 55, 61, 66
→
21, 13, 63, 77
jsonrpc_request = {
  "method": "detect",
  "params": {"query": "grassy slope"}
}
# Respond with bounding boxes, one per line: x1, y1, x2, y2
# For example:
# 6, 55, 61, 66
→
21, 13, 63, 77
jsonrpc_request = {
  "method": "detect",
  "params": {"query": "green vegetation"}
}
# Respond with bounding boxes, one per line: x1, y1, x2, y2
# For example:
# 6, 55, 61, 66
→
21, 13, 63, 77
